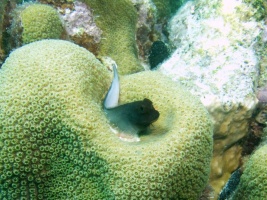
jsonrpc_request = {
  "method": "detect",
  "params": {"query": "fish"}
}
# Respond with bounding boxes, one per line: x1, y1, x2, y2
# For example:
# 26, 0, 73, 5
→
218, 168, 242, 200
103, 63, 159, 139
103, 63, 120, 109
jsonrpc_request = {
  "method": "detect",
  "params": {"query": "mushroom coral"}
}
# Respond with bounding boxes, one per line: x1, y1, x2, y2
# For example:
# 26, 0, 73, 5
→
0, 39, 213, 199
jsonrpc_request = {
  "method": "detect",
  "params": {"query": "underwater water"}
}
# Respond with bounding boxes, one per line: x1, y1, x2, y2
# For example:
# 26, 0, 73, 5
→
0, 0, 267, 199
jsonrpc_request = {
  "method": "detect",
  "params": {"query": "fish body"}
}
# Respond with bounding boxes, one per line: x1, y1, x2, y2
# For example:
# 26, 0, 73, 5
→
104, 64, 159, 137
218, 168, 242, 200
105, 98, 159, 135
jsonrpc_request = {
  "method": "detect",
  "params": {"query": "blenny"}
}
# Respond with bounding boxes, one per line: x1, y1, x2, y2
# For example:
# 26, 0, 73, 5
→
104, 64, 159, 140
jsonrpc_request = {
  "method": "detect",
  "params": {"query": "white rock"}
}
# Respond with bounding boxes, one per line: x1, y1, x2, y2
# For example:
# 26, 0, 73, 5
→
158, 0, 264, 197
61, 1, 102, 42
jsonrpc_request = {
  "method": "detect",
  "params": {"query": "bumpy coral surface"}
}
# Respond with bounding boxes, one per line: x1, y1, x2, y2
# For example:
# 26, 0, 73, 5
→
231, 144, 267, 199
15, 3, 63, 44
0, 39, 213, 199
84, 0, 143, 75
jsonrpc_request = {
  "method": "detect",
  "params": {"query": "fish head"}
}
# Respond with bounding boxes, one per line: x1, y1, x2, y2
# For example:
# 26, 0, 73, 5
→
128, 98, 160, 130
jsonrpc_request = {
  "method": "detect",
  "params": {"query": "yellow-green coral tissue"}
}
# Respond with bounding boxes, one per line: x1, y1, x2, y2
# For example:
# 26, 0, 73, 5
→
19, 4, 63, 44
0, 39, 213, 199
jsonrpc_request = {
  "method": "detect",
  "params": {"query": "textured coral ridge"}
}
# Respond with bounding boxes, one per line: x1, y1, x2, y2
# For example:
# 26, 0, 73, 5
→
231, 144, 267, 200
0, 39, 213, 199
84, 0, 143, 75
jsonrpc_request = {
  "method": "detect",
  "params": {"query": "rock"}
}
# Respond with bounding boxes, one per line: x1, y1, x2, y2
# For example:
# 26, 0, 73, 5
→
158, 0, 266, 198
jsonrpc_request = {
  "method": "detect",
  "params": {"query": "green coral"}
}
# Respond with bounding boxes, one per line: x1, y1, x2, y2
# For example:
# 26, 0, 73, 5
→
84, 0, 143, 75
10, 3, 63, 46
243, 0, 267, 20
0, 39, 213, 199
152, 0, 185, 20
232, 144, 267, 199
21, 4, 63, 44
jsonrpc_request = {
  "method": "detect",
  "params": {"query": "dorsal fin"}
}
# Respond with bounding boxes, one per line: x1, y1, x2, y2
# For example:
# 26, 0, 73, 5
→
104, 63, 120, 109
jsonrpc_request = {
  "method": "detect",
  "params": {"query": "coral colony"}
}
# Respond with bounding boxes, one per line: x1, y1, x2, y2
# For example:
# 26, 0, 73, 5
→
0, 0, 267, 199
